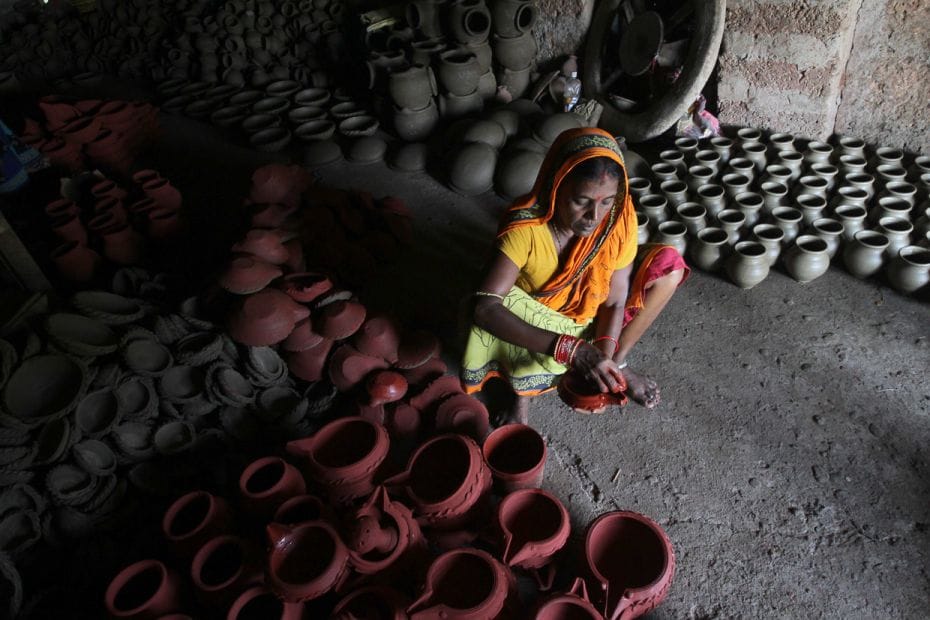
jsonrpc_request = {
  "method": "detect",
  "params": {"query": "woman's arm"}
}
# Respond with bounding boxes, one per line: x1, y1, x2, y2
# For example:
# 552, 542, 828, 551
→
592, 265, 632, 359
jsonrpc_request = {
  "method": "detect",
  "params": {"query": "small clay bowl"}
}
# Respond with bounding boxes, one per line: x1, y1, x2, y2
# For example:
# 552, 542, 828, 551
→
241, 113, 281, 135
295, 119, 336, 142
316, 300, 367, 340
75, 388, 121, 438
73, 439, 117, 475
250, 127, 292, 152
45, 313, 119, 357
251, 96, 290, 116
294, 87, 331, 107
288, 105, 327, 126
338, 115, 380, 138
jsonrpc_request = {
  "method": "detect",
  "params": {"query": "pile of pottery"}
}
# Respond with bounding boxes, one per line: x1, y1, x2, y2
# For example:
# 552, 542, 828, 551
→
48, 169, 186, 286
17, 96, 159, 175
632, 130, 930, 295
366, 0, 538, 143
101, 411, 676, 619
0, 0, 345, 91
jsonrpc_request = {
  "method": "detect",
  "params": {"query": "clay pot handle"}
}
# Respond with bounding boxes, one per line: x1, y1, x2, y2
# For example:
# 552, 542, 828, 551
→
530, 563, 558, 592
569, 577, 592, 602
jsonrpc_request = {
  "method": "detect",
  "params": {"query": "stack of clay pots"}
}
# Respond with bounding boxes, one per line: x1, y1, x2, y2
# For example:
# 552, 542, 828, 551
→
48, 168, 187, 286
101, 408, 676, 619
633, 131, 930, 296
19, 96, 159, 176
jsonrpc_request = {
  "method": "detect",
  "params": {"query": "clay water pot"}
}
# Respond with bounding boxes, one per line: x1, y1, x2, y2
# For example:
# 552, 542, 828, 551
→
739, 141, 767, 174
762, 164, 792, 189
873, 146, 904, 169
886, 245, 930, 295
839, 155, 868, 178
795, 193, 827, 226
654, 221, 687, 257
658, 180, 688, 209
266, 521, 350, 602
685, 165, 714, 195
836, 135, 866, 159
727, 157, 757, 184
675, 202, 707, 236
834, 204, 868, 242
649, 163, 677, 183
659, 150, 686, 178
47, 313, 118, 358
347, 136, 389, 164
708, 136, 733, 166
872, 196, 912, 225
162, 491, 233, 559
637, 194, 668, 229
250, 128, 292, 153
628, 177, 651, 199
751, 224, 784, 267
448, 141, 497, 195
104, 559, 182, 619
759, 181, 788, 216
439, 88, 484, 120
286, 417, 389, 502
689, 227, 730, 272
332, 586, 409, 620
407, 1, 443, 38
783, 235, 830, 283
725, 241, 769, 289
583, 511, 675, 620
810, 218, 844, 259
492, 30, 537, 70
226, 585, 306, 620
496, 488, 570, 589
721, 173, 750, 201
393, 99, 440, 142
491, 0, 538, 37
694, 149, 721, 175
696, 184, 725, 218
771, 206, 803, 246
434, 393, 490, 440
776, 150, 804, 183
287, 106, 327, 127
228, 289, 310, 346
845, 172, 876, 200
878, 181, 917, 209
389, 433, 491, 530
191, 535, 262, 610
239, 456, 307, 521
843, 230, 889, 279
715, 209, 745, 245
535, 578, 603, 619
829, 186, 869, 212
447, 0, 492, 44
810, 163, 839, 192
496, 149, 545, 200
407, 548, 513, 619
483, 423, 546, 492
768, 131, 796, 154
497, 63, 533, 99
435, 49, 481, 96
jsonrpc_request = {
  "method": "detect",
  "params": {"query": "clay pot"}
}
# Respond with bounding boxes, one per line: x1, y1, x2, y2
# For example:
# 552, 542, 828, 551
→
285, 416, 389, 502
810, 218, 844, 259
495, 149, 544, 201
783, 235, 830, 283
447, 0, 492, 44
497, 63, 533, 99
736, 126, 763, 146
388, 63, 438, 111
492, 31, 537, 70
776, 150, 804, 183
345, 486, 426, 577
583, 511, 675, 620
760, 181, 788, 215
872, 196, 912, 225
658, 179, 688, 209
435, 393, 490, 440
407, 1, 443, 38
448, 141, 497, 195
352, 316, 401, 362
689, 227, 730, 272
226, 585, 306, 620
407, 548, 513, 619
496, 488, 569, 589
295, 119, 336, 142
556, 371, 627, 414
878, 216, 913, 260
715, 209, 745, 245
338, 116, 379, 138
771, 206, 803, 246
316, 300, 367, 340
191, 535, 261, 609
694, 149, 721, 175
483, 423, 546, 492
46, 313, 118, 357
239, 456, 307, 521
795, 193, 827, 227
842, 230, 889, 279
333, 586, 409, 620
347, 136, 389, 164
636, 194, 668, 230
285, 338, 334, 383
695, 184, 725, 219
228, 289, 310, 346
709, 136, 733, 165
886, 245, 930, 295
844, 172, 876, 200
220, 257, 284, 294
751, 224, 784, 267
834, 205, 868, 242
810, 163, 839, 192
162, 491, 233, 559
654, 221, 687, 257
272, 494, 328, 526
727, 157, 757, 183
143, 178, 182, 211
393, 99, 440, 142
437, 49, 481, 96
733, 192, 763, 228
837, 136, 866, 159
51, 241, 102, 283
675, 202, 707, 236
266, 521, 350, 602
104, 560, 182, 618
491, 0, 538, 37
725, 241, 769, 289
534, 578, 603, 619
628, 177, 651, 199
438, 88, 484, 120
764, 164, 793, 187
101, 224, 145, 266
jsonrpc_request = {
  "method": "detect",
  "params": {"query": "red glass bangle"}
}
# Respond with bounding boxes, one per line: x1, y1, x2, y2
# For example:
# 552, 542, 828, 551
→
553, 334, 580, 365
592, 335, 620, 356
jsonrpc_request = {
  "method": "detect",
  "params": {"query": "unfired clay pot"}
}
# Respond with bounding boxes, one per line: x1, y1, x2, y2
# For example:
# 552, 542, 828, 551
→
689, 227, 730, 272
886, 245, 930, 294
725, 241, 769, 289
783, 235, 830, 284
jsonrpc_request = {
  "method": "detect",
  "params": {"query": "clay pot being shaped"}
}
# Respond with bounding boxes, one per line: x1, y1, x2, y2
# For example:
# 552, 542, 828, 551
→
437, 49, 481, 96
886, 245, 930, 295
434, 393, 489, 441
345, 486, 426, 577
286, 416, 389, 502
689, 227, 730, 272
483, 423, 547, 493
162, 490, 233, 558
724, 241, 769, 289
228, 288, 310, 346
491, 0, 538, 37
104, 559, 182, 619
190, 535, 262, 610
783, 235, 830, 284
534, 578, 603, 620
238, 456, 307, 522
388, 433, 492, 530
584, 511, 675, 620
226, 585, 306, 620
447, 0, 492, 44
496, 488, 570, 590
407, 548, 513, 619
266, 521, 350, 602
332, 585, 410, 620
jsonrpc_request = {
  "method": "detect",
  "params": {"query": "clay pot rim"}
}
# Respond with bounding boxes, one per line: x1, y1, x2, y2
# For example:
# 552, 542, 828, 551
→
190, 534, 250, 591
898, 245, 930, 265
104, 559, 170, 616
697, 227, 729, 244
733, 241, 767, 257
852, 230, 889, 248
497, 487, 569, 556
584, 510, 671, 594
794, 235, 828, 253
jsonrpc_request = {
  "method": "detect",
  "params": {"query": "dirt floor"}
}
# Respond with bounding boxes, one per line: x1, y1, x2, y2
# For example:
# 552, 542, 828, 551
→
311, 151, 930, 619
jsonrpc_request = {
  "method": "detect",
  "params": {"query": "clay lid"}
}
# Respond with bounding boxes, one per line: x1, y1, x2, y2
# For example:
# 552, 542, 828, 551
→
352, 316, 401, 363
285, 338, 335, 383
435, 393, 489, 440
317, 300, 367, 340
328, 345, 390, 392
366, 370, 408, 406
395, 330, 440, 369
280, 272, 334, 303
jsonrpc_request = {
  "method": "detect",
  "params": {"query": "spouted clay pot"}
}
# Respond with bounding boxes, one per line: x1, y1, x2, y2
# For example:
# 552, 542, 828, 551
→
407, 548, 514, 619
496, 488, 570, 590
482, 423, 546, 493
104, 559, 182, 619
266, 521, 350, 603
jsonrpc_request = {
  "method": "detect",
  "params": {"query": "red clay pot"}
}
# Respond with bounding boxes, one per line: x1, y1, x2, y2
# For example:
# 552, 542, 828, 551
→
396, 330, 440, 369
482, 423, 547, 493
496, 488, 570, 590
353, 316, 401, 363
238, 456, 307, 522
226, 585, 306, 620
327, 345, 390, 392
345, 487, 427, 578
316, 300, 367, 340
557, 372, 628, 414
143, 178, 183, 211
408, 375, 464, 415
101, 223, 146, 265
284, 337, 334, 382
388, 433, 492, 531
583, 511, 676, 620
190, 535, 263, 610
104, 559, 182, 619
286, 416, 389, 503
162, 490, 233, 559
332, 585, 409, 620
434, 393, 489, 441
51, 241, 102, 283
407, 548, 514, 620
266, 521, 350, 603
232, 229, 290, 265
272, 494, 330, 526
91, 179, 129, 202
89, 210, 124, 235
51, 214, 88, 245
366, 370, 408, 406
401, 356, 449, 387
279, 272, 333, 304
227, 288, 310, 347
220, 256, 284, 295
86, 129, 130, 173
385, 402, 422, 440
284, 239, 306, 272
39, 100, 82, 130
534, 578, 603, 620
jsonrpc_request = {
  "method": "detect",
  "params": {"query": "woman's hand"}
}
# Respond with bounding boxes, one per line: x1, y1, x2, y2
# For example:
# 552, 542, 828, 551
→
570, 341, 626, 394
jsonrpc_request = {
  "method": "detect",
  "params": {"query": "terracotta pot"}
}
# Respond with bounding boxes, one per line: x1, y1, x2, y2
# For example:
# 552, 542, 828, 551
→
344, 486, 427, 577
689, 227, 730, 272
584, 511, 675, 620
724, 241, 769, 289
332, 586, 409, 620
353, 316, 401, 362
162, 491, 233, 558
266, 521, 350, 602
496, 488, 569, 589
432, 393, 488, 440
104, 559, 182, 619
226, 585, 306, 620
783, 235, 830, 283
191, 535, 262, 610
483, 423, 546, 493
751, 224, 784, 267
393, 99, 440, 142
886, 245, 930, 295
227, 288, 310, 346
238, 456, 307, 521
285, 416, 389, 502
535, 578, 603, 619
285, 337, 334, 383
407, 548, 513, 619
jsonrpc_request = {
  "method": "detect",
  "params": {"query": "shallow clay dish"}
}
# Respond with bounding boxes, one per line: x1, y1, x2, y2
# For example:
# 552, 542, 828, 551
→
328, 345, 390, 392
2, 355, 86, 426
556, 372, 628, 414
45, 313, 119, 357
317, 300, 367, 340
71, 291, 144, 325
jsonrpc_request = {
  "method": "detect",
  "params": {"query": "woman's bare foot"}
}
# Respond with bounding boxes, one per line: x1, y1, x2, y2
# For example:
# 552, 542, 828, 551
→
620, 366, 660, 409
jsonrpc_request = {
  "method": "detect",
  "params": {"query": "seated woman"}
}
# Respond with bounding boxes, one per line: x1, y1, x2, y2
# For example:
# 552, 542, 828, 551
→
461, 127, 689, 424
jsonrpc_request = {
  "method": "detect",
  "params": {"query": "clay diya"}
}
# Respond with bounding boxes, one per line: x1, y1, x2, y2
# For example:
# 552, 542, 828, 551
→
45, 313, 119, 357
557, 372, 628, 414
286, 416, 389, 502
190, 535, 262, 610
366, 370, 408, 406
281, 318, 323, 352
226, 585, 306, 620
407, 548, 515, 619
400, 355, 449, 387
327, 345, 390, 392
104, 559, 182, 619
583, 511, 676, 620
434, 393, 489, 441
332, 585, 410, 620
266, 521, 350, 603
482, 423, 547, 492
534, 578, 603, 619
279, 272, 333, 303
316, 300, 367, 340
496, 488, 570, 590
352, 315, 401, 363
345, 487, 426, 578
161, 490, 233, 558
238, 456, 307, 522
220, 256, 284, 295
227, 289, 310, 347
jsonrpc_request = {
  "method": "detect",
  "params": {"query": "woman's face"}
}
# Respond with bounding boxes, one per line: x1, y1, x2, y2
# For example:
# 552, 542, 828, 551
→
554, 172, 620, 237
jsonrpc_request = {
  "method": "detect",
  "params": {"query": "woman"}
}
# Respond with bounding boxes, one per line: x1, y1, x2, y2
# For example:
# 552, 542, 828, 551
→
461, 127, 689, 424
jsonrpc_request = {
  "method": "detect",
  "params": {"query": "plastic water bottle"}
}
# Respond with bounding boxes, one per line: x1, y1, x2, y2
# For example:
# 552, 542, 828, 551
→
563, 71, 582, 112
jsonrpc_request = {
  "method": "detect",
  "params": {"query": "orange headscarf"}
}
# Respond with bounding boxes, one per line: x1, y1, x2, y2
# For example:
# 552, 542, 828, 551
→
498, 127, 640, 323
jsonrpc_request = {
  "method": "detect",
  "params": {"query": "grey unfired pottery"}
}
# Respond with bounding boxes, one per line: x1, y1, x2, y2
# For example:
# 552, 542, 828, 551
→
690, 227, 730, 271
495, 149, 544, 200
886, 245, 930, 294
3, 355, 86, 427
393, 99, 439, 142
389, 142, 429, 172
436, 49, 481, 96
347, 136, 388, 164
461, 119, 507, 149
725, 241, 770, 289
449, 142, 498, 195
843, 230, 889, 278
783, 235, 830, 283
